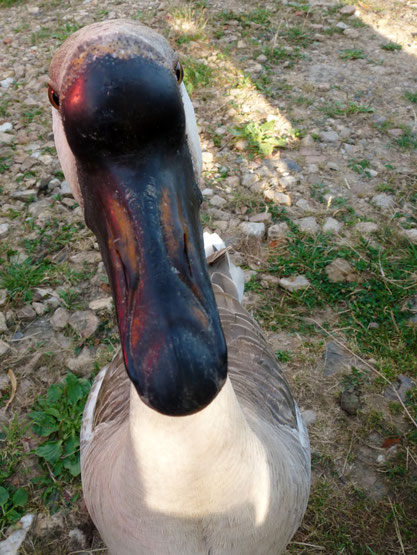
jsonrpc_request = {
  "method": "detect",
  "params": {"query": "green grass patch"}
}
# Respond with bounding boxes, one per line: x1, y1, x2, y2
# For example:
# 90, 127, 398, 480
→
245, 8, 272, 26
176, 32, 204, 45
0, 258, 53, 303
348, 158, 372, 177
275, 349, 292, 363
0, 155, 11, 174
339, 49, 365, 60
381, 42, 402, 51
395, 128, 417, 150
282, 26, 311, 48
217, 8, 272, 27
322, 101, 374, 118
404, 91, 417, 104
229, 120, 287, 157
292, 476, 417, 552
183, 56, 213, 95
265, 229, 417, 379
23, 219, 82, 255
31, 22, 82, 45
0, 0, 22, 6
22, 108, 43, 124
0, 98, 11, 118
264, 46, 302, 65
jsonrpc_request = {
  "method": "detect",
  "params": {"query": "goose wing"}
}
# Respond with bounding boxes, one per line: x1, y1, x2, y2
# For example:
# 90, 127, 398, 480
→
209, 251, 299, 434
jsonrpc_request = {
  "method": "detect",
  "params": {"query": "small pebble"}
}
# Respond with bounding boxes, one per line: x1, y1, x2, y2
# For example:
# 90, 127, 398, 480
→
239, 222, 265, 238
279, 275, 310, 292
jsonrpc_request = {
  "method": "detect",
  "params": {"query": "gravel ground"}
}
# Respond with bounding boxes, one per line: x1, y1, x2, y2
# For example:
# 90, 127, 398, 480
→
0, 0, 417, 553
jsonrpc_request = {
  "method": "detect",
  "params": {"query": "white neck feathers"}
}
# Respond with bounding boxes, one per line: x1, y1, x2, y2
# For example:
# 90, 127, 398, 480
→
127, 377, 271, 521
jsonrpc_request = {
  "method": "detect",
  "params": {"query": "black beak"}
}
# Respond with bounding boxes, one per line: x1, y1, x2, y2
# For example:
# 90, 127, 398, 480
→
60, 52, 227, 416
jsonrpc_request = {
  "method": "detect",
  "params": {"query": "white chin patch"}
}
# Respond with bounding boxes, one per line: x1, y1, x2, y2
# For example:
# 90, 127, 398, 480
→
180, 82, 202, 182
52, 109, 84, 208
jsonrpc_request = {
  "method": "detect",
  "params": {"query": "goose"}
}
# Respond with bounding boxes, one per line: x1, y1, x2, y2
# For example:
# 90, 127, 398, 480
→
47, 20, 310, 554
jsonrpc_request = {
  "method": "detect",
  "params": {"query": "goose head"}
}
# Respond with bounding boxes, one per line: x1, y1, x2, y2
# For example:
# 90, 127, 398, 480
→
48, 20, 227, 416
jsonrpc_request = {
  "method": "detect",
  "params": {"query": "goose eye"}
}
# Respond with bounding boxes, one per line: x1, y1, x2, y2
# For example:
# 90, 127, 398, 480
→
175, 61, 184, 84
48, 85, 60, 109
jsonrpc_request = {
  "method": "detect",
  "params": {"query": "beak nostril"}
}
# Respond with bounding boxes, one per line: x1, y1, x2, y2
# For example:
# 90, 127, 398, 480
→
183, 231, 192, 277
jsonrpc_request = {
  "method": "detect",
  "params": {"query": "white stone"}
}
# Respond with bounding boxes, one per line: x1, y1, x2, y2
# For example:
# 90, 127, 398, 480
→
336, 21, 348, 30
278, 175, 298, 188
249, 63, 263, 73
301, 409, 317, 426
319, 130, 340, 143
60, 181, 72, 197
326, 161, 340, 171
0, 312, 7, 332
0, 513, 34, 554
244, 270, 257, 283
343, 28, 359, 39
50, 307, 69, 330
404, 229, 417, 244
307, 163, 319, 173
295, 199, 311, 211
241, 173, 258, 188
279, 275, 310, 292
16, 306, 36, 321
0, 223, 9, 237
209, 195, 227, 208
202, 188, 214, 197
68, 528, 87, 550
68, 311, 99, 339
268, 222, 289, 240
202, 151, 214, 164
371, 193, 395, 210
300, 135, 315, 147
249, 212, 272, 223
297, 217, 319, 234
325, 258, 357, 283
0, 340, 10, 358
0, 290, 7, 307
215, 126, 227, 135
66, 346, 94, 375
89, 297, 113, 311
0, 77, 14, 89
263, 190, 291, 206
323, 217, 342, 233
0, 122, 13, 133
355, 221, 378, 233
239, 222, 265, 238
213, 220, 228, 232
388, 128, 403, 138
0, 132, 14, 145
11, 189, 36, 201
208, 208, 231, 221
32, 302, 46, 316
70, 251, 102, 265
46, 296, 60, 309
339, 5, 356, 15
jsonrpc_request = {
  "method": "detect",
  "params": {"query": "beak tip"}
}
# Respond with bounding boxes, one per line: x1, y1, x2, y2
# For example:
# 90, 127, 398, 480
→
124, 333, 227, 417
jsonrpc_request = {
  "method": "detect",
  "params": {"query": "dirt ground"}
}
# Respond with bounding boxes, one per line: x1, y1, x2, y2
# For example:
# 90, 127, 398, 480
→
0, 0, 416, 553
